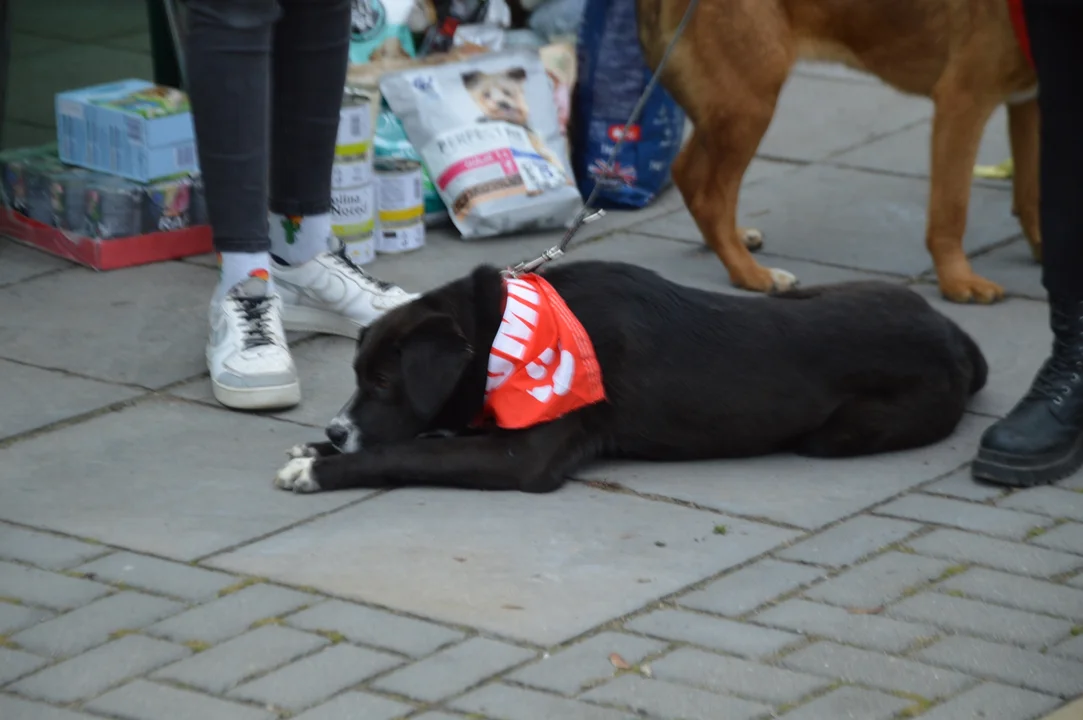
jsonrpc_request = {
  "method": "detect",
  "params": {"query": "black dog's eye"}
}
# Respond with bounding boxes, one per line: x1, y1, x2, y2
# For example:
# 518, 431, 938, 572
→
373, 374, 390, 390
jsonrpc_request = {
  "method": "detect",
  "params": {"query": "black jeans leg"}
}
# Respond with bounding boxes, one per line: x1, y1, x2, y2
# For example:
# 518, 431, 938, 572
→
1025, 0, 1083, 302
185, 0, 279, 254
269, 0, 351, 217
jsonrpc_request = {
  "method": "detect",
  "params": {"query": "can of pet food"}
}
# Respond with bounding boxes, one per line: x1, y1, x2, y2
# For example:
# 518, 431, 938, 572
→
375, 158, 424, 224
336, 88, 373, 164
84, 175, 142, 239
331, 181, 376, 265
49, 167, 91, 230
377, 220, 425, 254
142, 176, 193, 233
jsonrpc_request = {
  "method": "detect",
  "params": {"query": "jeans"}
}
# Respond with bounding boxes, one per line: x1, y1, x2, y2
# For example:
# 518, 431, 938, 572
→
1025, 0, 1083, 302
184, 0, 351, 253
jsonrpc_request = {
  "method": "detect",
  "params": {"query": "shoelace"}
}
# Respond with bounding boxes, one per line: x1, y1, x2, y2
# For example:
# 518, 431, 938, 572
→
331, 249, 403, 294
1028, 306, 1083, 404
233, 295, 276, 350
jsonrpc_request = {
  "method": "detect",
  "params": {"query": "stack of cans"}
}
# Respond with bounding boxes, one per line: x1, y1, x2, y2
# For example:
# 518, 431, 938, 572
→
331, 89, 377, 265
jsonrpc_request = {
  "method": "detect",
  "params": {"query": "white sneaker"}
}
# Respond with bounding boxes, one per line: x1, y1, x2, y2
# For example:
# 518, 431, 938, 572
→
207, 276, 301, 410
273, 247, 419, 338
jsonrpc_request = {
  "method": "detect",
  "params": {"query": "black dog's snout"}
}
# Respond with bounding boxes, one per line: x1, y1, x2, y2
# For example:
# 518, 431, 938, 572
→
326, 425, 348, 447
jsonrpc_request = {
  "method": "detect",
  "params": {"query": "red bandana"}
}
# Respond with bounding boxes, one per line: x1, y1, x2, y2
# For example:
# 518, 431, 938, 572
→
480, 274, 606, 429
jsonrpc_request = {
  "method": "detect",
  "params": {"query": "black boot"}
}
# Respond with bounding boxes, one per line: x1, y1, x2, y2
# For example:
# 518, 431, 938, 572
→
973, 297, 1083, 487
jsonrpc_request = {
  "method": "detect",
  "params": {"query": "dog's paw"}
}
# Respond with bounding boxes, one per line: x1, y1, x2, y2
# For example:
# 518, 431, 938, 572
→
286, 443, 319, 460
741, 227, 764, 252
939, 274, 1005, 304
273, 457, 322, 493
768, 267, 799, 292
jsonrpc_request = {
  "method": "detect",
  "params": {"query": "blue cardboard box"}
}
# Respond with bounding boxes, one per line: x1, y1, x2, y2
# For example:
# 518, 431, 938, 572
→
56, 79, 200, 183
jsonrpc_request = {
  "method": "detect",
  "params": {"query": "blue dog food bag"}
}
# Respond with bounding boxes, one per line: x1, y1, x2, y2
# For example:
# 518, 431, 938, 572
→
572, 0, 685, 209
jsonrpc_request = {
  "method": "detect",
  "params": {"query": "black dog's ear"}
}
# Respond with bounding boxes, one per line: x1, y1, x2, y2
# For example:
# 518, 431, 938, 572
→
505, 67, 527, 82
461, 71, 482, 89
400, 313, 475, 420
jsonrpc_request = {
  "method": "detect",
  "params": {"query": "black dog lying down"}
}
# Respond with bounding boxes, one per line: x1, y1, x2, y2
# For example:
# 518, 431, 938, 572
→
274, 260, 987, 494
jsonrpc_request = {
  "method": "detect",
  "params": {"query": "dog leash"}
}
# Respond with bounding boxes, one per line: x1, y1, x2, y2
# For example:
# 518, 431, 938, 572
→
505, 0, 703, 278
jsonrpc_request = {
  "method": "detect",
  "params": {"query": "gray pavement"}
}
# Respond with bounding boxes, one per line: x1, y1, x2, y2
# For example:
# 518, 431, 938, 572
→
3, 1, 1083, 718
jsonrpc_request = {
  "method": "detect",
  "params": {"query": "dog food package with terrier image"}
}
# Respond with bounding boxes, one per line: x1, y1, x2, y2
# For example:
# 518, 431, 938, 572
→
379, 49, 582, 238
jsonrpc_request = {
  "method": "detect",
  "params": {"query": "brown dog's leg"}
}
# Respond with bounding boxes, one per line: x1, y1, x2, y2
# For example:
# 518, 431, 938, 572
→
1008, 98, 1041, 261
673, 114, 795, 293
927, 91, 1005, 303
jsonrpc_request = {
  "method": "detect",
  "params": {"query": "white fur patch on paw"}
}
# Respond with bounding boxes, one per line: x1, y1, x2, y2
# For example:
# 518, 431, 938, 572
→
286, 443, 319, 460
769, 268, 799, 291
742, 228, 764, 251
274, 457, 321, 493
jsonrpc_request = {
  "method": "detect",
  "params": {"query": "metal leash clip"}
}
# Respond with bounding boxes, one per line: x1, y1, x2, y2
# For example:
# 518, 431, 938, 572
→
503, 208, 608, 278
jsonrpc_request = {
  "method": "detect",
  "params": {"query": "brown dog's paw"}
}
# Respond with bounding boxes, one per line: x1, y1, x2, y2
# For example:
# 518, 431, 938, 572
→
740, 227, 764, 252
1027, 239, 1042, 263
733, 265, 798, 294
939, 274, 1005, 304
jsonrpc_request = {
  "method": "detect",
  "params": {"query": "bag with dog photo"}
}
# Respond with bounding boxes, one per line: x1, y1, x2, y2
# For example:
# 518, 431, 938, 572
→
379, 48, 583, 238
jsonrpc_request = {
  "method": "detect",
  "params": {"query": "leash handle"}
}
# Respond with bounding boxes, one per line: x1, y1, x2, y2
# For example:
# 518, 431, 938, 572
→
506, 0, 703, 277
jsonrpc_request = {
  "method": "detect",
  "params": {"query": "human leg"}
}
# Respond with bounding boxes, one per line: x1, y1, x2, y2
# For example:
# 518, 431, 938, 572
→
186, 0, 300, 410
972, 0, 1083, 485
265, 0, 417, 338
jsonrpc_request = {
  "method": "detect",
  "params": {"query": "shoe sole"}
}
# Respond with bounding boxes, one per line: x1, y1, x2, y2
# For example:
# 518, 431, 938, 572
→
971, 433, 1083, 487
211, 377, 302, 411
281, 305, 366, 340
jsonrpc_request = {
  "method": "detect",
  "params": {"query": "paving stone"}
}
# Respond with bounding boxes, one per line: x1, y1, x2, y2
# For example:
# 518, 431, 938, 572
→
679, 559, 825, 616
293, 691, 415, 720
803, 552, 953, 608
639, 164, 1013, 277
451, 683, 632, 720
1000, 487, 1083, 522
625, 608, 802, 659
507, 631, 666, 695
1030, 522, 1083, 556
0, 602, 52, 635
780, 686, 911, 720
1070, 573, 1083, 589
0, 263, 211, 387
84, 679, 275, 720
11, 591, 183, 658
9, 635, 189, 704
916, 636, 1083, 698
230, 643, 404, 712
146, 584, 319, 644
0, 400, 365, 562
74, 553, 238, 601
0, 525, 109, 569
939, 568, 1083, 621
581, 675, 771, 720
888, 591, 1074, 649
0, 239, 72, 287
874, 495, 1051, 540
152, 625, 329, 694
208, 485, 798, 645
1049, 634, 1083, 662
782, 641, 974, 698
286, 600, 464, 657
1059, 474, 1083, 491
578, 414, 990, 530
0, 560, 111, 610
921, 468, 1008, 502
649, 647, 830, 704
411, 715, 472, 720
776, 516, 921, 567
917, 682, 1062, 720
754, 598, 937, 653
0, 695, 96, 720
907, 528, 1083, 578
372, 637, 535, 703
0, 359, 145, 441
0, 648, 48, 685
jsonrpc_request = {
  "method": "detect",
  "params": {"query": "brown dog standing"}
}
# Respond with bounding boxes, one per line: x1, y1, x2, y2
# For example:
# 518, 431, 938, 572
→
637, 0, 1039, 303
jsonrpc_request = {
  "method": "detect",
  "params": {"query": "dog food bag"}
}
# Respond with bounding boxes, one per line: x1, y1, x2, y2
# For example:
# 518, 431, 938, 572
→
379, 49, 582, 238
571, 0, 685, 209
373, 102, 450, 226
